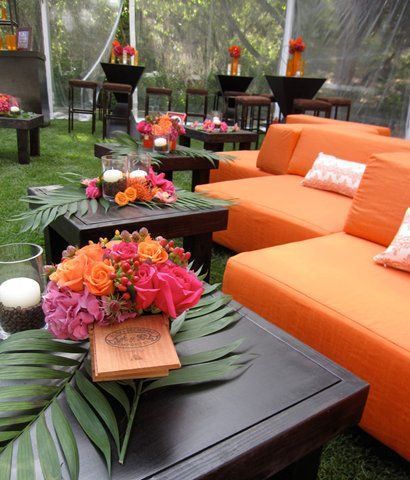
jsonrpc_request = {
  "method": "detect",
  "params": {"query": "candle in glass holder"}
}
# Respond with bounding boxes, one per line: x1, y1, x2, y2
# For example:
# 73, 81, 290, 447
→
103, 169, 123, 183
0, 277, 41, 308
130, 169, 147, 179
212, 116, 221, 127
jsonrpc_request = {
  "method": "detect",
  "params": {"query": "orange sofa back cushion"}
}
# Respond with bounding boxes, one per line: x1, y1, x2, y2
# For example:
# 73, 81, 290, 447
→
287, 128, 410, 177
256, 124, 302, 175
286, 114, 391, 136
344, 152, 410, 247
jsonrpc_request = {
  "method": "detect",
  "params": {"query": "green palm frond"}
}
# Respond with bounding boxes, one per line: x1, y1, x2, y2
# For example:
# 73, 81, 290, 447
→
0, 289, 247, 477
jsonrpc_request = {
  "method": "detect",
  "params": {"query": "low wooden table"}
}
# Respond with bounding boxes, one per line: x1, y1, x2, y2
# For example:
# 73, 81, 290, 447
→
180, 126, 258, 152
0, 114, 43, 164
54, 293, 368, 479
28, 186, 228, 281
94, 143, 219, 191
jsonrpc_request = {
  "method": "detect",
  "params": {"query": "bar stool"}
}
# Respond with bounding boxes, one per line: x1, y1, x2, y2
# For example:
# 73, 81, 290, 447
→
317, 96, 352, 120
254, 93, 277, 123
185, 88, 208, 121
293, 98, 332, 118
234, 95, 271, 148
223, 90, 245, 122
102, 82, 133, 139
68, 79, 98, 133
144, 87, 172, 116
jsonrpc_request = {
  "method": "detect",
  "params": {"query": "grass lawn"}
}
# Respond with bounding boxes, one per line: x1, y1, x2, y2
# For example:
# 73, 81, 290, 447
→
0, 120, 409, 479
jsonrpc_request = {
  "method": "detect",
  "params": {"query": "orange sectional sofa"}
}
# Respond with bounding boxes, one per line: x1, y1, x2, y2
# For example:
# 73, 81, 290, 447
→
196, 128, 410, 459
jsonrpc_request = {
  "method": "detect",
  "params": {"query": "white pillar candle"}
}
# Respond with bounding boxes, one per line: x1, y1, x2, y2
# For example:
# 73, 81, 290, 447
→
103, 169, 123, 183
0, 277, 41, 308
154, 137, 167, 148
212, 116, 221, 126
130, 169, 147, 179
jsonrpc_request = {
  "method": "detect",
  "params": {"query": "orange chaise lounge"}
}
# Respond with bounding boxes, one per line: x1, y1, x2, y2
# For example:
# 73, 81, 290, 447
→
221, 152, 410, 459
197, 124, 410, 253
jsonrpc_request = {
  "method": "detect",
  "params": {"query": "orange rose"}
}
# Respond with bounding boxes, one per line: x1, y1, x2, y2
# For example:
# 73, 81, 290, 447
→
124, 187, 137, 202
76, 243, 105, 262
138, 240, 168, 263
49, 255, 88, 292
115, 191, 129, 207
84, 260, 115, 296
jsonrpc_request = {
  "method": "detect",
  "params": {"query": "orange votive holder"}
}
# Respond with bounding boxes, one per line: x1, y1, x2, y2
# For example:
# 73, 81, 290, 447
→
6, 34, 17, 51
1, 7, 7, 21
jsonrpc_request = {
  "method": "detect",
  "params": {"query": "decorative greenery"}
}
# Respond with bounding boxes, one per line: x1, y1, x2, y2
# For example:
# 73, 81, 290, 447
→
0, 290, 246, 479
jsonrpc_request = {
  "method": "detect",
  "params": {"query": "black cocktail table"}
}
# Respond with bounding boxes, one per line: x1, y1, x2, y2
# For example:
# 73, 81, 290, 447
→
0, 114, 43, 164
56, 294, 368, 479
28, 186, 228, 281
180, 126, 258, 152
94, 142, 219, 191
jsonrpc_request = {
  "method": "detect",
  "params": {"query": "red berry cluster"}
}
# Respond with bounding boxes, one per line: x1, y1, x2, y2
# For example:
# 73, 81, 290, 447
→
156, 237, 191, 266
109, 257, 140, 302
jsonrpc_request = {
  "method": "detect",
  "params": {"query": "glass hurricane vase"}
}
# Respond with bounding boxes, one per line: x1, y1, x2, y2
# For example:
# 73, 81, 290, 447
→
101, 154, 128, 201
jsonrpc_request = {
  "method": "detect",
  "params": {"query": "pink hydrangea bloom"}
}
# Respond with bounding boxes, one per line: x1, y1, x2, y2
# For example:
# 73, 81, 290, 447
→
43, 282, 103, 340
220, 122, 228, 133
137, 120, 152, 135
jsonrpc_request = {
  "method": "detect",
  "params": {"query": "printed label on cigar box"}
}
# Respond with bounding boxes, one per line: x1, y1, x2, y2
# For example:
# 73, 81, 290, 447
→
105, 327, 161, 348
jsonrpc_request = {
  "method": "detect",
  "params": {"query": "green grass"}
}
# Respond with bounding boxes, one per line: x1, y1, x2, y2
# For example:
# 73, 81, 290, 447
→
0, 120, 409, 479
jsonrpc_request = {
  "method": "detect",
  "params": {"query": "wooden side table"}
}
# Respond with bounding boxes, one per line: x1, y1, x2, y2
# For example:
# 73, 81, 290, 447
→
180, 126, 258, 152
0, 114, 43, 164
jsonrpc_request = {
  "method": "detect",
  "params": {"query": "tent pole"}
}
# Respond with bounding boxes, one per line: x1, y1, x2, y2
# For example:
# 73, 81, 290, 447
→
40, 0, 54, 119
129, 0, 138, 116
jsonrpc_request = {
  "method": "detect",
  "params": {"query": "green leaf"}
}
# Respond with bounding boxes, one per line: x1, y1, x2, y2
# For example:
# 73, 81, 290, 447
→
186, 295, 232, 318
0, 338, 86, 354
0, 445, 12, 480
0, 416, 35, 428
65, 385, 111, 475
173, 314, 240, 342
0, 353, 79, 367
51, 402, 79, 480
0, 400, 48, 412
0, 431, 20, 442
170, 312, 186, 337
0, 385, 59, 400
78, 199, 89, 217
0, 366, 70, 380
99, 197, 110, 213
36, 414, 61, 480
90, 198, 98, 214
202, 283, 221, 296
1, 329, 53, 342
96, 382, 130, 417
143, 357, 244, 393
75, 372, 121, 455
180, 306, 236, 328
17, 429, 35, 480
180, 339, 244, 365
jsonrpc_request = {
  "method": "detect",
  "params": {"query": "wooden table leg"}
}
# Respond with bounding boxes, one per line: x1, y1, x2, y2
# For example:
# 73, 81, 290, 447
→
17, 130, 30, 164
203, 141, 224, 152
29, 127, 40, 156
179, 135, 191, 147
271, 448, 322, 480
191, 170, 210, 191
44, 227, 70, 264
183, 232, 213, 282
239, 141, 251, 150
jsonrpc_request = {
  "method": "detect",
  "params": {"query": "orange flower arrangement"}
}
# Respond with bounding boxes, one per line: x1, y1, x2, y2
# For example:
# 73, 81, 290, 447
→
115, 191, 129, 207
151, 115, 173, 136
124, 187, 137, 202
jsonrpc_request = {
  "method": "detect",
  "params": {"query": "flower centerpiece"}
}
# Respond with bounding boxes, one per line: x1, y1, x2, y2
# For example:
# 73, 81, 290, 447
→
110, 40, 138, 65
192, 119, 240, 133
0, 93, 20, 116
228, 45, 241, 76
137, 114, 185, 152
123, 44, 136, 65
111, 40, 123, 63
287, 36, 306, 77
43, 228, 202, 340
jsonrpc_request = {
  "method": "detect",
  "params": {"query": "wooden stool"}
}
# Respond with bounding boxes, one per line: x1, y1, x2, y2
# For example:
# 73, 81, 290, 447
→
254, 93, 277, 122
68, 79, 98, 133
293, 98, 332, 118
144, 87, 172, 116
234, 95, 271, 148
185, 88, 208, 121
317, 96, 352, 120
102, 82, 133, 139
223, 90, 245, 122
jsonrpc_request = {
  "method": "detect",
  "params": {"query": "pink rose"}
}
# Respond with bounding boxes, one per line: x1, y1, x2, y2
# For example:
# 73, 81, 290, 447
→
133, 263, 159, 310
86, 184, 101, 199
220, 122, 228, 133
137, 120, 152, 135
110, 241, 139, 261
153, 261, 203, 317
43, 282, 103, 340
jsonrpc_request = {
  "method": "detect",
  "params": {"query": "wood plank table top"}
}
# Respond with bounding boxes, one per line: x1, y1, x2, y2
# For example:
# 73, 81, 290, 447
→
0, 113, 44, 129
52, 292, 368, 479
180, 126, 258, 152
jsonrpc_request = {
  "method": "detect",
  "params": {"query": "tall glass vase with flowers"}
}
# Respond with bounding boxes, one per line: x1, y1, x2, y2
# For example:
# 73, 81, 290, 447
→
228, 45, 241, 76
288, 37, 306, 76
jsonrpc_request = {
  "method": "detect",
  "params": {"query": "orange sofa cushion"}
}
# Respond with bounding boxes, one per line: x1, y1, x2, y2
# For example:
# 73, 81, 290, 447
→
223, 232, 410, 459
256, 124, 302, 175
286, 113, 391, 136
209, 150, 270, 184
287, 128, 410, 176
345, 152, 410, 247
196, 175, 352, 252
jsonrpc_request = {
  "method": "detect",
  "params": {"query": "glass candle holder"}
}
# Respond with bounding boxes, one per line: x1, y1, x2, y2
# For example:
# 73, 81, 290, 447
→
152, 134, 170, 154
128, 152, 151, 186
101, 154, 128, 201
5, 34, 16, 51
211, 111, 222, 128
0, 243, 45, 338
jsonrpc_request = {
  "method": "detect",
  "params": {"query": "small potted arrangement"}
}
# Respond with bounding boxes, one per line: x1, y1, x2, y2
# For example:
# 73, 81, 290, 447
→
137, 114, 185, 153
287, 36, 306, 77
228, 45, 241, 76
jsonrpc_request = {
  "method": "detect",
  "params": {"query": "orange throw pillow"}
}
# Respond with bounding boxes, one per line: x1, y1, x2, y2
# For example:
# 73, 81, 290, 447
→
344, 152, 410, 247
373, 208, 410, 272
302, 152, 365, 198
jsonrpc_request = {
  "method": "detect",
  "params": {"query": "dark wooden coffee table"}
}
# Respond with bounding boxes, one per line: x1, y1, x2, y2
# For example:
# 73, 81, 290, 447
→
56, 293, 368, 479
180, 126, 258, 152
0, 113, 43, 164
94, 143, 219, 191
28, 186, 228, 281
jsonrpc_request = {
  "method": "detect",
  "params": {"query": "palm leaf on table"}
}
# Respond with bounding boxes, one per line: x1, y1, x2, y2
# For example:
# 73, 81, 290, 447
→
0, 287, 247, 478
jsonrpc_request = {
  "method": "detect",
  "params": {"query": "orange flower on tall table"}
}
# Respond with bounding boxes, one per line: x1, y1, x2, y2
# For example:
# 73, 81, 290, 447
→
289, 36, 306, 54
138, 239, 168, 263
115, 191, 129, 207
84, 260, 115, 296
228, 45, 241, 58
49, 254, 89, 292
